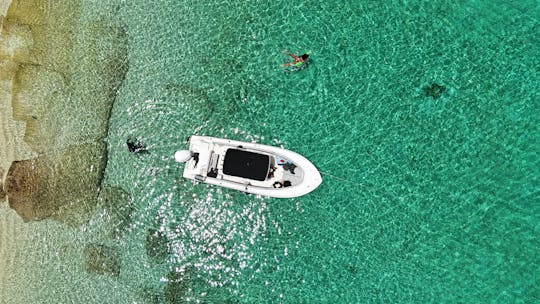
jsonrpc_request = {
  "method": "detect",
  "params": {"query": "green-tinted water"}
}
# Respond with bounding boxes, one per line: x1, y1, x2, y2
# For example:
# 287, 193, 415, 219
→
2, 0, 539, 303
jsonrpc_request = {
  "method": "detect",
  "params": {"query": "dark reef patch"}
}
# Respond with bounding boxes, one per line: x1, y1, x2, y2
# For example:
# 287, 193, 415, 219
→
164, 269, 193, 304
423, 83, 446, 99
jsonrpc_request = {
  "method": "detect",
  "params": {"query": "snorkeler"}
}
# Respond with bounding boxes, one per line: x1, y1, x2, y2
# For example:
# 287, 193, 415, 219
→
126, 137, 149, 155
281, 51, 310, 67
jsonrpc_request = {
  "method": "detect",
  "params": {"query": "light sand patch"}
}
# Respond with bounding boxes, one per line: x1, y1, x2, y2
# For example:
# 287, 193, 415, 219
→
0, 0, 12, 18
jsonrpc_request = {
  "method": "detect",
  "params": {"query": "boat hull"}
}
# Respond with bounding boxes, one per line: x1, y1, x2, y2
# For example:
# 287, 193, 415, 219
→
180, 136, 322, 198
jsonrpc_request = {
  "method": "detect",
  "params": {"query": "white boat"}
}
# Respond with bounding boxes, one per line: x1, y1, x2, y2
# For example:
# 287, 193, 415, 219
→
174, 136, 322, 198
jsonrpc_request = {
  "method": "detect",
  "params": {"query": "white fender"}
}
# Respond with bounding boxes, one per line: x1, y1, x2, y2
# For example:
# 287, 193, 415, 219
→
174, 150, 192, 162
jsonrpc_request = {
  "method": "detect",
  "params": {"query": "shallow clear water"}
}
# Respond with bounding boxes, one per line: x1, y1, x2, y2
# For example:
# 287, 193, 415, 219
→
2, 0, 539, 303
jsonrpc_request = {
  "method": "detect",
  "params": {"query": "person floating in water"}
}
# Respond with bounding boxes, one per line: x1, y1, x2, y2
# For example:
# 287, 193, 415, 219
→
126, 137, 149, 155
281, 50, 310, 68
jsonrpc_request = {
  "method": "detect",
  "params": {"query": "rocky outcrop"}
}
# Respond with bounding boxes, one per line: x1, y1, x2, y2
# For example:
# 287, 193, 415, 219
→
5, 142, 107, 226
1, 0, 129, 226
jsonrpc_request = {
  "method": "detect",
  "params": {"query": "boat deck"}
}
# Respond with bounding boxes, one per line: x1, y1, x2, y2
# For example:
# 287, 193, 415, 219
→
184, 140, 305, 188
180, 136, 321, 198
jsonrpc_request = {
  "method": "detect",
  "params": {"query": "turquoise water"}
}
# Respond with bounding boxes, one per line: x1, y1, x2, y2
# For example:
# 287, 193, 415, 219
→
12, 0, 538, 303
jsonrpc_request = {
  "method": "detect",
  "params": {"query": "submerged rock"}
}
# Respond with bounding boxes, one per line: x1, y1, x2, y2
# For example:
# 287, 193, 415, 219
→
2, 1, 129, 226
83, 243, 120, 276
423, 83, 446, 99
164, 269, 193, 304
5, 142, 107, 226
145, 228, 170, 261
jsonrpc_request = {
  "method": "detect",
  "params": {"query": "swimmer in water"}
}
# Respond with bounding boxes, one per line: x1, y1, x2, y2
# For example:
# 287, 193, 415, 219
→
281, 51, 310, 67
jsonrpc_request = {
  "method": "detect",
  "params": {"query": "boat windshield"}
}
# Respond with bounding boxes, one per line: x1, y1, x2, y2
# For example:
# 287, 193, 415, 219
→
222, 148, 270, 181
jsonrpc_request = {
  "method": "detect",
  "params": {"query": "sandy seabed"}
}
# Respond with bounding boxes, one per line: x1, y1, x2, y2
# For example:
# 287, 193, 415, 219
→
0, 0, 26, 286
0, 0, 128, 301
